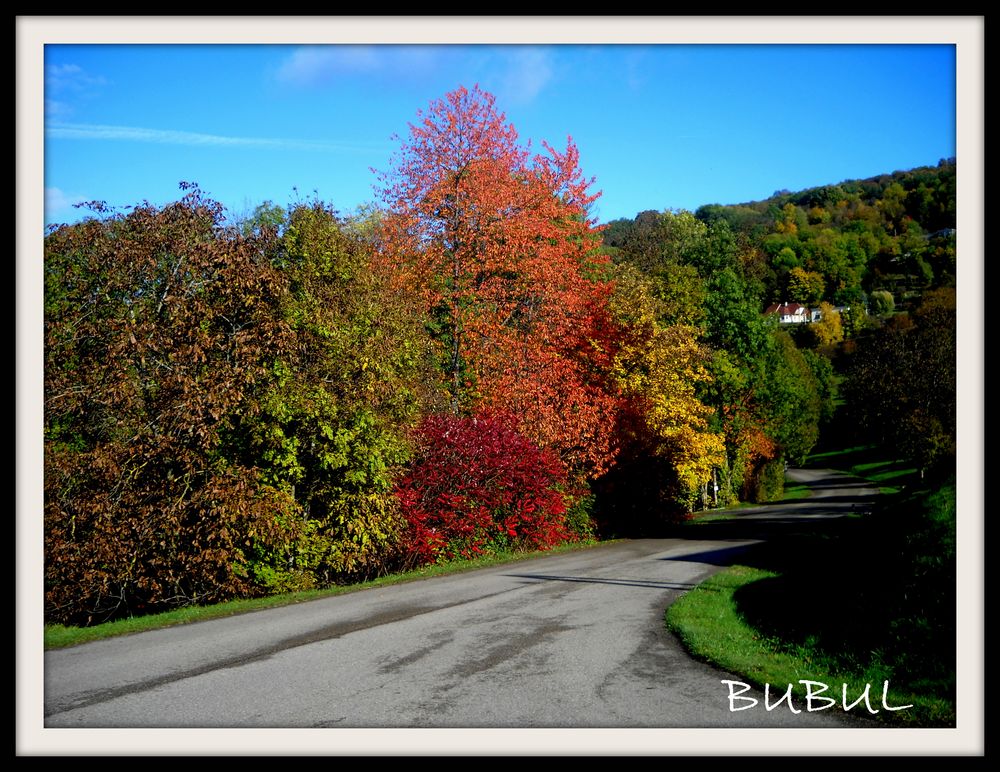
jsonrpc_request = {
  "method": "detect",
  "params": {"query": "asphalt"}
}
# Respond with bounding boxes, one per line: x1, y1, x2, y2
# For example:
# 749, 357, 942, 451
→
42, 467, 880, 730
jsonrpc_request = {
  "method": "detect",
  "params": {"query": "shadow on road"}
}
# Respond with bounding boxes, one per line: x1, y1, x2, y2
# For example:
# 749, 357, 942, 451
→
503, 573, 700, 591
657, 544, 758, 567
668, 471, 880, 544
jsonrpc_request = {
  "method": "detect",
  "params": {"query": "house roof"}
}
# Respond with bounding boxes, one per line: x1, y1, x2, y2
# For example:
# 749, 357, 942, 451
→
764, 302, 809, 316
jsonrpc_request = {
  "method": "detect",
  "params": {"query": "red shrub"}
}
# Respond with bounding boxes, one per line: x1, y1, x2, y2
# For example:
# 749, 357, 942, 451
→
395, 412, 572, 564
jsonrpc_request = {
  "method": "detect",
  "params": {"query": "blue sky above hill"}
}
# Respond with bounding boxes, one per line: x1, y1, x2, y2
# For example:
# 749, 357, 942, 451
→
43, 42, 955, 227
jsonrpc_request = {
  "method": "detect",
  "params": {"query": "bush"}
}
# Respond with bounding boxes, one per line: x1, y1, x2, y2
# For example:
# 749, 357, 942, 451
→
592, 456, 694, 536
394, 412, 574, 564
749, 458, 786, 503
562, 491, 597, 541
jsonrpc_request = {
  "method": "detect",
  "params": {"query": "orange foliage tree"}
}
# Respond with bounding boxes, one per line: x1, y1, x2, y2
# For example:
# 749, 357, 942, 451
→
376, 85, 619, 480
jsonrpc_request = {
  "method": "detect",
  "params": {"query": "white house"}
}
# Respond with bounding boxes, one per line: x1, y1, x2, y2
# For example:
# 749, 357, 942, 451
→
764, 302, 811, 324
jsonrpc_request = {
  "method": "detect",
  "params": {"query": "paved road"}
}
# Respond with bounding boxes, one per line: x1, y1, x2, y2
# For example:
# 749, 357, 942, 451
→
44, 468, 879, 729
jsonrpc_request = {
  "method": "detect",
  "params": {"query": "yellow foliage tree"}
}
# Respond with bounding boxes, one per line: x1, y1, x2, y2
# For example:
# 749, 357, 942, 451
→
810, 301, 844, 347
608, 265, 725, 511
775, 203, 801, 235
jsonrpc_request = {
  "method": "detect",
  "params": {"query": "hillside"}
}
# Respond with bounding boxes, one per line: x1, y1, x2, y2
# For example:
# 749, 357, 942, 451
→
603, 159, 956, 312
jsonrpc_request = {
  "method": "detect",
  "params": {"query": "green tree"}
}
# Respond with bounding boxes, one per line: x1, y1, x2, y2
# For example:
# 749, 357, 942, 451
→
842, 290, 955, 476
658, 209, 710, 267
869, 289, 895, 316
653, 262, 707, 327
240, 200, 286, 237
878, 182, 907, 234
839, 302, 869, 338
239, 201, 436, 585
802, 349, 838, 425
697, 265, 823, 502
774, 246, 800, 273
761, 329, 823, 466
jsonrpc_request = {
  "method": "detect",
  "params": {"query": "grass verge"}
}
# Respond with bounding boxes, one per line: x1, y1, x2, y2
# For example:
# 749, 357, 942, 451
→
807, 444, 918, 493
45, 539, 615, 650
665, 482, 956, 726
780, 479, 813, 501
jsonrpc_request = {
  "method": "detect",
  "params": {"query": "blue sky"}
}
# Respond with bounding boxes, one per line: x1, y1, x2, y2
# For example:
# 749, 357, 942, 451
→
43, 43, 956, 228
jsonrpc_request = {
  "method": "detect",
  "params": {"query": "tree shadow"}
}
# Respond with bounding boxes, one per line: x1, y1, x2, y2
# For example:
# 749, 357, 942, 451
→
716, 491, 957, 716
504, 573, 699, 591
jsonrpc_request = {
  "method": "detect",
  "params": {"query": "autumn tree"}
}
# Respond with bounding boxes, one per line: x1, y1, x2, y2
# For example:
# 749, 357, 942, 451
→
376, 85, 618, 480
44, 188, 301, 624
233, 201, 436, 587
45, 190, 441, 621
807, 301, 844, 348
787, 266, 825, 305
598, 264, 724, 524
774, 202, 805, 235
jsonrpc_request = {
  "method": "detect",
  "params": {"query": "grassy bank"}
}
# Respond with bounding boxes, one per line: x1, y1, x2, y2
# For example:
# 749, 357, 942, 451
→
666, 476, 956, 726
45, 539, 613, 650
807, 444, 919, 493
780, 478, 813, 501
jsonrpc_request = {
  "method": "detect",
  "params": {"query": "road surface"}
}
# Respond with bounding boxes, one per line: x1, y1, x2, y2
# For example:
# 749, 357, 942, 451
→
43, 468, 879, 729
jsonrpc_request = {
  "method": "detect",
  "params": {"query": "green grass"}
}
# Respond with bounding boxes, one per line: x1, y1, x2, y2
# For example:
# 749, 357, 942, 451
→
666, 564, 953, 726
806, 444, 918, 493
666, 565, 804, 683
666, 482, 956, 727
780, 479, 813, 501
45, 539, 616, 650
685, 502, 758, 523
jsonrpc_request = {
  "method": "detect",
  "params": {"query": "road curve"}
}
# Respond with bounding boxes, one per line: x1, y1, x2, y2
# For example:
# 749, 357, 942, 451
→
44, 468, 879, 729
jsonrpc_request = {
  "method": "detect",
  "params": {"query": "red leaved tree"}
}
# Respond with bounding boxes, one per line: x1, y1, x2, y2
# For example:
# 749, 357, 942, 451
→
376, 85, 619, 480
394, 412, 571, 564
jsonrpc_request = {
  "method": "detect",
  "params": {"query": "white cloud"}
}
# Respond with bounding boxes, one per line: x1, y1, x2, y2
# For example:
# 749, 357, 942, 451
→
45, 63, 108, 93
45, 122, 384, 154
44, 62, 108, 118
45, 187, 88, 221
275, 45, 439, 87
497, 48, 554, 105
45, 99, 72, 118
45, 63, 82, 81
277, 46, 380, 85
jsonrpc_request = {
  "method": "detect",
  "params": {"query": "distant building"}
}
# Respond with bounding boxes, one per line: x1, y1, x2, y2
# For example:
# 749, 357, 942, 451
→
764, 302, 811, 324
765, 302, 851, 324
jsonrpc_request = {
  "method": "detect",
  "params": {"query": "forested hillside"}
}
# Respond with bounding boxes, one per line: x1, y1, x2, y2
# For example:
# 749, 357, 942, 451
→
605, 160, 955, 310
43, 87, 956, 625
600, 159, 956, 489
